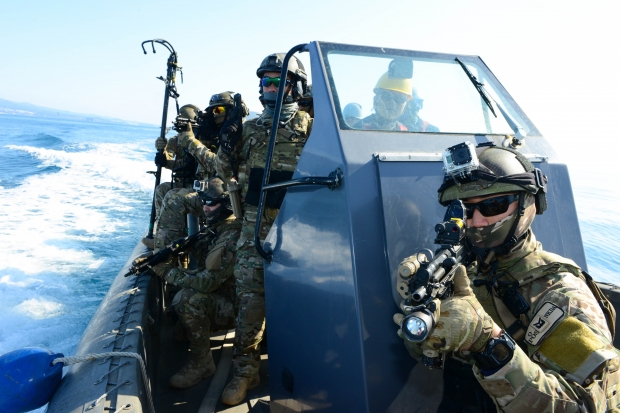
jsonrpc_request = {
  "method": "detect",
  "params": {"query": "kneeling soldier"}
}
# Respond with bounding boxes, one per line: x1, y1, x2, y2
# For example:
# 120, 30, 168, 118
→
154, 176, 242, 389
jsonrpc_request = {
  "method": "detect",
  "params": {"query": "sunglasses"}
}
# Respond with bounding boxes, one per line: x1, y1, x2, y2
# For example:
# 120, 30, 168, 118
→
463, 194, 519, 219
261, 76, 281, 88
376, 89, 409, 105
299, 99, 312, 107
203, 199, 221, 207
213, 106, 226, 114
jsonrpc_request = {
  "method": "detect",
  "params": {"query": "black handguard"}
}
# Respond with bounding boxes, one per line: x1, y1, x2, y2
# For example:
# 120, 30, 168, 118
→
220, 93, 244, 154
124, 230, 212, 277
154, 151, 168, 167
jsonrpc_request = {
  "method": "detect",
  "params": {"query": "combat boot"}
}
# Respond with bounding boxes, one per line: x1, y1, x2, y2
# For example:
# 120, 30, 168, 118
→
172, 321, 189, 342
221, 375, 260, 405
169, 350, 216, 389
141, 237, 154, 250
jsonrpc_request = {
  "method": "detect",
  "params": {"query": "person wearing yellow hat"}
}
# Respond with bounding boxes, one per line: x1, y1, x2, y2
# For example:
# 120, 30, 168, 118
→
399, 87, 440, 132
361, 72, 412, 131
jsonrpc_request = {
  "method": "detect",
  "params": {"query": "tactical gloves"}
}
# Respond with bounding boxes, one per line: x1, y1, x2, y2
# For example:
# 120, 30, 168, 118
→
395, 264, 495, 355
220, 94, 244, 153
155, 136, 167, 151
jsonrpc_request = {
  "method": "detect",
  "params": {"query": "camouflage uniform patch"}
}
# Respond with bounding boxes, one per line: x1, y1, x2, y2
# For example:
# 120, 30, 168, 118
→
215, 110, 312, 378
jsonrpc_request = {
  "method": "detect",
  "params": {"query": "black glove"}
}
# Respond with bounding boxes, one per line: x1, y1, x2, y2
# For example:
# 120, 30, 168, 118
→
196, 111, 219, 141
154, 151, 167, 167
220, 94, 244, 153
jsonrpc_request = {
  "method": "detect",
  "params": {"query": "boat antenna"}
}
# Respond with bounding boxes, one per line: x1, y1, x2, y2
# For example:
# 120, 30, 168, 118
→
141, 38, 182, 239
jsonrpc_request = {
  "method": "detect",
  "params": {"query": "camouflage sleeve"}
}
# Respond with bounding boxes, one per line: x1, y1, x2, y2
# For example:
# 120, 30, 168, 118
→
473, 272, 620, 412
215, 146, 234, 183
164, 226, 239, 293
177, 131, 217, 172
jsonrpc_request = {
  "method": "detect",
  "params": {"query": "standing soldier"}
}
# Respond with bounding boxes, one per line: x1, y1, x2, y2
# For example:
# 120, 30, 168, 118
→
153, 176, 241, 389
143, 103, 201, 249
215, 53, 313, 405
395, 143, 620, 412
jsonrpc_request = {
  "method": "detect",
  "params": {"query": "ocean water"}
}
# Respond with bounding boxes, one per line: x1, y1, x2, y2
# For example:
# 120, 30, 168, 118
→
0, 114, 163, 360
0, 114, 618, 395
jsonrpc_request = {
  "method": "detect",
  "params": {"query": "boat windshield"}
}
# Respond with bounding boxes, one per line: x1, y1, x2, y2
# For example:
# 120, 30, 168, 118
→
319, 43, 538, 136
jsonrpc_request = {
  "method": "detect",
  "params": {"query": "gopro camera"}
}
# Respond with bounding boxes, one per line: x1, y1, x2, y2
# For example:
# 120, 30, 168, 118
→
442, 141, 479, 178
193, 180, 207, 192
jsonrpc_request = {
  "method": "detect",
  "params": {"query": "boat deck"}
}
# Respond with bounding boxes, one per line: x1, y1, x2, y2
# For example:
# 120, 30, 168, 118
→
154, 289, 270, 413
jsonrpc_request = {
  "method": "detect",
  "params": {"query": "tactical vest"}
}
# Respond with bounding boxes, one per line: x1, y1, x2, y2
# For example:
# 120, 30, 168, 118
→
241, 112, 310, 209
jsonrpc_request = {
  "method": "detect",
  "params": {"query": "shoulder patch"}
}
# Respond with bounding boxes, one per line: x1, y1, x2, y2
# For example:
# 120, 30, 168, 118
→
525, 301, 565, 346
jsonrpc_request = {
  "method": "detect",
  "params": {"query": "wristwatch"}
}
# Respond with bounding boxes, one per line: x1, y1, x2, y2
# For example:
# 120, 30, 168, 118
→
472, 330, 516, 371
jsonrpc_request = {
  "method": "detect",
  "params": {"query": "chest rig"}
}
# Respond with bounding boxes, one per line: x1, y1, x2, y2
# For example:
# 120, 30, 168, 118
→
243, 113, 309, 209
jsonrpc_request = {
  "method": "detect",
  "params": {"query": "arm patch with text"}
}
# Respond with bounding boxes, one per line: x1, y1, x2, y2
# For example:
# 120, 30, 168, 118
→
525, 302, 565, 346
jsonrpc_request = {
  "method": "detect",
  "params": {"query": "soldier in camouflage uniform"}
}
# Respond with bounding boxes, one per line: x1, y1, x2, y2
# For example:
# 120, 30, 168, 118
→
143, 104, 202, 249
395, 143, 620, 412
216, 53, 313, 405
151, 93, 247, 251
153, 176, 242, 389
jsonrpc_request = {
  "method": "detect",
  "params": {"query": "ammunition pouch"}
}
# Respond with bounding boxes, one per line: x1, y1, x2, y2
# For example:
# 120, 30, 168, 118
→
245, 168, 294, 209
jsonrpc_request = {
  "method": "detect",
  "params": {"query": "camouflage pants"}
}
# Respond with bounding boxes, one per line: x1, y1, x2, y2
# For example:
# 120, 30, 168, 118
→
153, 181, 194, 222
154, 188, 205, 250
172, 288, 236, 357
232, 206, 274, 378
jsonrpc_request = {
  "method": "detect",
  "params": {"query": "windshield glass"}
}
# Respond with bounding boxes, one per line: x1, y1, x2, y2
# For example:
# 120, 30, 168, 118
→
320, 43, 537, 136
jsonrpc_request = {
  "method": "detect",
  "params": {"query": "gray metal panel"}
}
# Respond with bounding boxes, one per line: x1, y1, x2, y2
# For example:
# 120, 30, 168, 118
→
265, 42, 368, 413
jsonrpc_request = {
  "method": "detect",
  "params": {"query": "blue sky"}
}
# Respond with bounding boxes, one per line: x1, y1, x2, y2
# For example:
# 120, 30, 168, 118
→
0, 0, 617, 160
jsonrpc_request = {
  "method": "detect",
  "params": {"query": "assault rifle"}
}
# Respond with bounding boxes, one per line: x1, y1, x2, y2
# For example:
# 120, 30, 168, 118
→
172, 116, 199, 133
124, 229, 214, 277
397, 200, 476, 368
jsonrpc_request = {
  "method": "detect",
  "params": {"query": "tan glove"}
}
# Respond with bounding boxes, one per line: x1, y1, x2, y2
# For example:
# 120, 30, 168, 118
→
155, 136, 167, 151
395, 265, 494, 357
424, 265, 494, 353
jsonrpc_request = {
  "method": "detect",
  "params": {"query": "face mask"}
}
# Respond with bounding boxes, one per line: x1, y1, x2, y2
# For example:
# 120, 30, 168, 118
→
466, 212, 517, 249
263, 91, 279, 105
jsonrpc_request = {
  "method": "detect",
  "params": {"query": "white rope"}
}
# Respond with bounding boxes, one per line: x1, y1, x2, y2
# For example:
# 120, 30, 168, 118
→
53, 352, 155, 413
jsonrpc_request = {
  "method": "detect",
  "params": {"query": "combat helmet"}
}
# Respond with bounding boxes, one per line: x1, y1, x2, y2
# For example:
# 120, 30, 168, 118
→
196, 176, 232, 223
438, 142, 548, 255
179, 104, 201, 120
206, 92, 235, 109
256, 53, 307, 101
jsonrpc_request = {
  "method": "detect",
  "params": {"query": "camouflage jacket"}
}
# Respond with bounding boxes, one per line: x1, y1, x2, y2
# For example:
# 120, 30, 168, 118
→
164, 215, 242, 297
469, 231, 620, 413
171, 131, 217, 179
215, 110, 312, 221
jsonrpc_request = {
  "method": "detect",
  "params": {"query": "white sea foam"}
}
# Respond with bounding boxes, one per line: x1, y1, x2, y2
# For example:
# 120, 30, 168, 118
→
14, 298, 64, 319
0, 141, 157, 274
